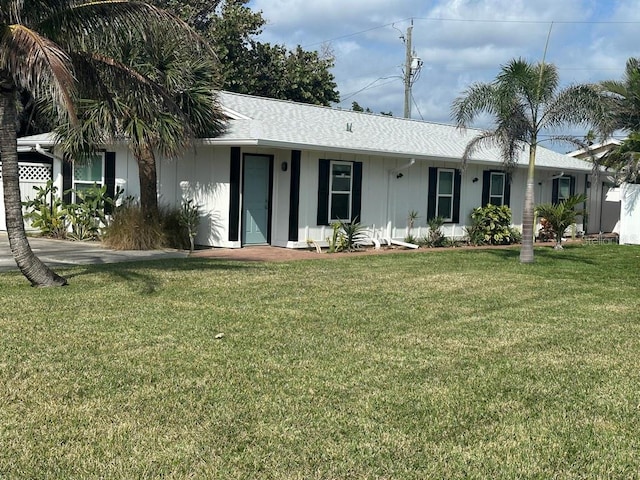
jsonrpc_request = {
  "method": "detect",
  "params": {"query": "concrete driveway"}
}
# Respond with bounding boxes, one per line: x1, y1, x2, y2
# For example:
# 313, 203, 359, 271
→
0, 233, 188, 272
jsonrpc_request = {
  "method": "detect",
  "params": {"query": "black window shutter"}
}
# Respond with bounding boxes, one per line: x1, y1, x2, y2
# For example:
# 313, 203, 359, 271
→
288, 150, 301, 241
104, 152, 116, 214
427, 167, 438, 220
482, 170, 491, 206
228, 147, 241, 242
62, 160, 73, 204
351, 161, 363, 222
552, 178, 559, 204
504, 173, 512, 207
452, 169, 462, 223
569, 176, 576, 196
317, 159, 330, 225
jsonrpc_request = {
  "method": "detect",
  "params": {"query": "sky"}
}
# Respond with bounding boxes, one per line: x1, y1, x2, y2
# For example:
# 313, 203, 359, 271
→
247, 0, 640, 149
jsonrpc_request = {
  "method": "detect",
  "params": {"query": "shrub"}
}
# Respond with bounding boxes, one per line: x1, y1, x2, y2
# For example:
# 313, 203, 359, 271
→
103, 201, 165, 250
178, 199, 201, 253
466, 204, 519, 246
423, 216, 446, 247
23, 180, 68, 238
535, 194, 587, 249
66, 183, 117, 241
327, 217, 367, 253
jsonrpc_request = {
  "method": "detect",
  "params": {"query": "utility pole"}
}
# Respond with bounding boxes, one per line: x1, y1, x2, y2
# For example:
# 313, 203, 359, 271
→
403, 19, 423, 119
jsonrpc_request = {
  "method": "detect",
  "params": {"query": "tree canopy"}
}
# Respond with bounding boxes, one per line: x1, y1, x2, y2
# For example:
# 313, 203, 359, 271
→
150, 0, 339, 105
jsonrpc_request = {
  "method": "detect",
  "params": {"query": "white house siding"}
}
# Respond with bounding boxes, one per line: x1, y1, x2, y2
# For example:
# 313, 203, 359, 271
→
287, 151, 591, 246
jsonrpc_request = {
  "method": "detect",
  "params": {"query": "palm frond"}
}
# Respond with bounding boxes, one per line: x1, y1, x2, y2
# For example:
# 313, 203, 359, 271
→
0, 24, 76, 123
451, 82, 497, 128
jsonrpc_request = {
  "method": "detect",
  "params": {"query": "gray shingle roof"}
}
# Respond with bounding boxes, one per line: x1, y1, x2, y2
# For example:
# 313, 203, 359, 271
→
216, 91, 593, 172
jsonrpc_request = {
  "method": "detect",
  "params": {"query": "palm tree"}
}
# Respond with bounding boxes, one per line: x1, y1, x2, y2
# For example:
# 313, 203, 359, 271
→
535, 194, 587, 249
59, 32, 225, 230
600, 57, 640, 133
0, 1, 202, 286
452, 58, 609, 263
598, 58, 640, 183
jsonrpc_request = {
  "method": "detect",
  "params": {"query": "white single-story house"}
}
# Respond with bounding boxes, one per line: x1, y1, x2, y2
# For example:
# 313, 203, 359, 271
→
4, 91, 612, 248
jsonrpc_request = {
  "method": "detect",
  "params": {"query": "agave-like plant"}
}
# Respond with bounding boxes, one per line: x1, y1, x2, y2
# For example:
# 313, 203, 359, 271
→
535, 194, 587, 249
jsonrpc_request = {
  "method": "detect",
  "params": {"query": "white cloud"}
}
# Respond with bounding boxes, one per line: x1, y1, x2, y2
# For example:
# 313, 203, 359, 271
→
246, 0, 640, 134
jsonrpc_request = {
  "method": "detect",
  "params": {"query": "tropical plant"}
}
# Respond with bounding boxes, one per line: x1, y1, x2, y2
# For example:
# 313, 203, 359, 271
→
337, 217, 367, 252
66, 183, 119, 241
600, 57, 640, 133
23, 180, 68, 238
466, 204, 519, 246
56, 29, 225, 230
423, 216, 446, 247
452, 58, 610, 263
0, 0, 198, 286
179, 198, 201, 253
535, 194, 587, 249
598, 132, 640, 184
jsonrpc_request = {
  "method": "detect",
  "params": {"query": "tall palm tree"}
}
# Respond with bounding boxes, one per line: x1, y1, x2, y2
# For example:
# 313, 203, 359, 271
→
452, 58, 609, 263
0, 0, 203, 286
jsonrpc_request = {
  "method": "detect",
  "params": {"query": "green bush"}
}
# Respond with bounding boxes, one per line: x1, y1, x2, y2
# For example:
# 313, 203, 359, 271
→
66, 183, 117, 241
422, 216, 446, 247
466, 204, 519, 246
23, 180, 68, 238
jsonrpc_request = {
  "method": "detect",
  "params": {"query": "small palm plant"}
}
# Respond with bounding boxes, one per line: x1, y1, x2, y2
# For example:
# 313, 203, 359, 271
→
535, 194, 587, 249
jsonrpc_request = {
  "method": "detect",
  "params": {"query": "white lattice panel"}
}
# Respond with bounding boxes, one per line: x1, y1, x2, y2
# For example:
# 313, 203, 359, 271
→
0, 163, 52, 181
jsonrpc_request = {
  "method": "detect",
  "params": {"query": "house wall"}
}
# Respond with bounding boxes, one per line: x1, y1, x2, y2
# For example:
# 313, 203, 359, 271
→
7, 143, 593, 248
291, 150, 590, 246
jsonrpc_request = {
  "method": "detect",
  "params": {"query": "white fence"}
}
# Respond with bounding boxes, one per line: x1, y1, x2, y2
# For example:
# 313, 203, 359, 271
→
0, 162, 53, 231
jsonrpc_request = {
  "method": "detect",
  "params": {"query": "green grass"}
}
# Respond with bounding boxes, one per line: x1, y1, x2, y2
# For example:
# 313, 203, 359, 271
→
1, 244, 640, 479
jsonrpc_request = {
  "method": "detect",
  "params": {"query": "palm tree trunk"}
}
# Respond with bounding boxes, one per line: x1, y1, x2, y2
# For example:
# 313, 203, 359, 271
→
520, 143, 537, 263
135, 145, 160, 224
0, 85, 67, 286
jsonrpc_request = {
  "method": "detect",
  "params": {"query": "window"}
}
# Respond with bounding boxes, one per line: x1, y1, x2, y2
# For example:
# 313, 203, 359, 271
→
489, 172, 505, 206
329, 161, 352, 221
428, 167, 461, 223
557, 176, 571, 201
436, 169, 455, 220
317, 159, 362, 226
73, 153, 104, 201
552, 175, 575, 204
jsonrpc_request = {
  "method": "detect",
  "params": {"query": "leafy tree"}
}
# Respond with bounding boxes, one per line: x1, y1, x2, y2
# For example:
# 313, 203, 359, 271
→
151, 0, 339, 105
452, 58, 609, 263
0, 0, 200, 286
535, 194, 587, 249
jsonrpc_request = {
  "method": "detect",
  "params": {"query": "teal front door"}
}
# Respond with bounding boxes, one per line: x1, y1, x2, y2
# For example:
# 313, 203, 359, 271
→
242, 155, 272, 245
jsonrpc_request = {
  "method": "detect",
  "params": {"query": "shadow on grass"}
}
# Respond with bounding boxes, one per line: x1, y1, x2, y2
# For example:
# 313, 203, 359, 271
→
479, 244, 599, 265
63, 257, 266, 295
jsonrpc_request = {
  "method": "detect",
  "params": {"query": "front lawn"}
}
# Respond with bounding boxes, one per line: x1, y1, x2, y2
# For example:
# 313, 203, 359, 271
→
1, 245, 639, 479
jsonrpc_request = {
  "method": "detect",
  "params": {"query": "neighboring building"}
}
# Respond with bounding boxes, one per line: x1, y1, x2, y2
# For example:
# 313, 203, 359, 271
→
7, 92, 605, 248
568, 139, 622, 235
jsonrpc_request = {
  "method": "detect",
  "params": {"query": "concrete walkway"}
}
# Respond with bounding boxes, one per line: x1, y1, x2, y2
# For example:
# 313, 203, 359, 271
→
0, 233, 188, 272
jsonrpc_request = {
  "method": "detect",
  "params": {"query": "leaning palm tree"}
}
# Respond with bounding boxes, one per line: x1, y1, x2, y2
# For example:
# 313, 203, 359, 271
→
0, 0, 204, 286
535, 194, 587, 250
452, 58, 610, 263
